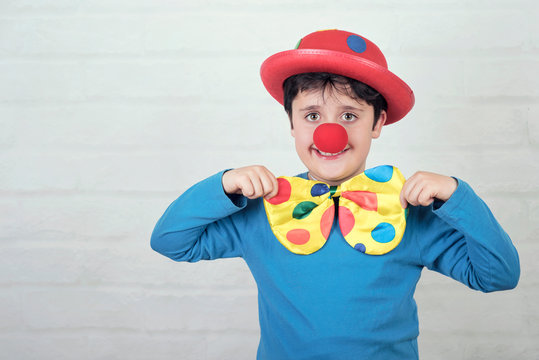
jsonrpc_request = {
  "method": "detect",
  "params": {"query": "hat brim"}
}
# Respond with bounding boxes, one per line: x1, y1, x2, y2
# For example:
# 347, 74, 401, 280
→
260, 49, 414, 125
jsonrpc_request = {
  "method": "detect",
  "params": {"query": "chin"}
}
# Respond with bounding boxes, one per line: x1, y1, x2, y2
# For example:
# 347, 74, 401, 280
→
323, 166, 366, 183
313, 170, 349, 184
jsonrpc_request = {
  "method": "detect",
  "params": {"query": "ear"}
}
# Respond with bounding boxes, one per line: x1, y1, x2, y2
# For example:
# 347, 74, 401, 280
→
372, 110, 387, 139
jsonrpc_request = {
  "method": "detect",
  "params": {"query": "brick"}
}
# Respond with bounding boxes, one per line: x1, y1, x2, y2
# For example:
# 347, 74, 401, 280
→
0, 116, 16, 148
140, 292, 258, 332
0, 333, 89, 360
140, 10, 401, 57
397, 58, 539, 101
527, 104, 539, 145
464, 60, 539, 98
514, 242, 539, 287
7, 146, 535, 194
419, 332, 536, 360
0, 146, 297, 192
22, 288, 258, 331
483, 195, 529, 244
0, 62, 84, 101
0, 0, 78, 14
527, 198, 539, 244
87, 333, 207, 360
0, 248, 258, 333
416, 282, 526, 334
0, 289, 23, 330
144, 13, 276, 55
0, 247, 83, 284
71, 0, 538, 14
0, 101, 287, 150
376, 104, 528, 149
392, 9, 534, 55
370, 147, 539, 193
0, 17, 145, 56
0, 331, 254, 359
82, 246, 256, 289
81, 57, 261, 101
0, 196, 163, 241
206, 332, 259, 360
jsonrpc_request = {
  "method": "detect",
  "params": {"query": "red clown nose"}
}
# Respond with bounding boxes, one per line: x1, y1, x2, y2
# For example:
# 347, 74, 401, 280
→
313, 123, 349, 154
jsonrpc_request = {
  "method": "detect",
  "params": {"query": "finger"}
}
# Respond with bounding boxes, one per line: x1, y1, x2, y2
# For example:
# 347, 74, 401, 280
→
407, 187, 422, 206
400, 180, 413, 208
266, 175, 280, 199
246, 175, 264, 199
256, 168, 273, 195
417, 186, 435, 207
261, 169, 279, 199
238, 176, 255, 198
400, 193, 408, 208
401, 177, 420, 207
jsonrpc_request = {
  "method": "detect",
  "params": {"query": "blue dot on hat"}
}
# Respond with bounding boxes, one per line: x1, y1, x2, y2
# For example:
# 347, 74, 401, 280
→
311, 183, 330, 197
347, 35, 367, 53
371, 222, 396, 243
365, 165, 393, 183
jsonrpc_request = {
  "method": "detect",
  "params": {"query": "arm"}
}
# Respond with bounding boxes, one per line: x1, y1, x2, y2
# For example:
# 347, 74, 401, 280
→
151, 166, 279, 262
410, 178, 520, 292
150, 170, 248, 262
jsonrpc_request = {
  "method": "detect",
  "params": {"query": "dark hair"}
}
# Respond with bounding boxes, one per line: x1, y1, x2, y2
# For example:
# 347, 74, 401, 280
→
283, 72, 388, 129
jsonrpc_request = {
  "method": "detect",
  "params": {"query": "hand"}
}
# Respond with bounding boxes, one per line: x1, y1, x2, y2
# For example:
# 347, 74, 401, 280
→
222, 165, 279, 200
400, 171, 458, 208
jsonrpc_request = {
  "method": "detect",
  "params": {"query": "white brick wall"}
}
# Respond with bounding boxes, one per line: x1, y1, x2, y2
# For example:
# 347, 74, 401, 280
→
1, 1, 537, 359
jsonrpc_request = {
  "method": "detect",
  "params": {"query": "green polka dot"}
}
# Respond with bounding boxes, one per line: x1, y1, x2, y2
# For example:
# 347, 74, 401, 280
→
293, 201, 318, 219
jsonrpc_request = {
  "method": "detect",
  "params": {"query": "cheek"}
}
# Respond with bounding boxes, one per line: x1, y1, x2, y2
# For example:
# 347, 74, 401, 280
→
291, 123, 314, 143
296, 129, 314, 147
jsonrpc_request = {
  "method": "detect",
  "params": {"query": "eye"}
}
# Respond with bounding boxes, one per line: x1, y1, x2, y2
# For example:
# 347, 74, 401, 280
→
306, 113, 320, 121
341, 112, 357, 122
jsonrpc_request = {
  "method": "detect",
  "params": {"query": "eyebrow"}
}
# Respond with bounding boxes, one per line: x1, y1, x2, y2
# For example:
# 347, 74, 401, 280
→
341, 105, 366, 112
298, 105, 321, 112
298, 105, 366, 112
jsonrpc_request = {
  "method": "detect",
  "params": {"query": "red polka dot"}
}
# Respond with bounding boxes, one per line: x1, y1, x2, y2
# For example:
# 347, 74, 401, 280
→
286, 228, 310, 245
320, 205, 334, 239
342, 191, 378, 211
339, 206, 355, 236
266, 178, 291, 205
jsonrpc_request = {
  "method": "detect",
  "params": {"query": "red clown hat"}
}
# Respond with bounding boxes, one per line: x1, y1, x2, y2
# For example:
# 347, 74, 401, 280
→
260, 29, 415, 125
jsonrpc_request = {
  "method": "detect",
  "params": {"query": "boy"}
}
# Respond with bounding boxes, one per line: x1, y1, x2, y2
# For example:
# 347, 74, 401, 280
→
151, 29, 520, 359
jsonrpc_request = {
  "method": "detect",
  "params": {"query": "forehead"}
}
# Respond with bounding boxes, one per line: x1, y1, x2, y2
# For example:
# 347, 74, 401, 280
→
293, 85, 370, 109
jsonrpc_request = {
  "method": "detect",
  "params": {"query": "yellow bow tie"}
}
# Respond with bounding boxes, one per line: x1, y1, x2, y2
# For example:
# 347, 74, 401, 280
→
263, 165, 407, 255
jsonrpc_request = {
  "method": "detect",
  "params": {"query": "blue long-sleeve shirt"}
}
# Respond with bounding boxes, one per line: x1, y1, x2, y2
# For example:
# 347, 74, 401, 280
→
151, 170, 520, 359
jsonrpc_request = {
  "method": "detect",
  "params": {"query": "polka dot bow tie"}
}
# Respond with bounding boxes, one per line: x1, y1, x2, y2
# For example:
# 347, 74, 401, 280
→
263, 165, 407, 255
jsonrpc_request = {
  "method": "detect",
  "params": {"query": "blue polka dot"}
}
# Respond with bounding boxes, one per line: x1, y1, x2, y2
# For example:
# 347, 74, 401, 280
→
364, 165, 394, 183
354, 243, 366, 253
311, 183, 330, 197
347, 35, 367, 53
371, 223, 396, 243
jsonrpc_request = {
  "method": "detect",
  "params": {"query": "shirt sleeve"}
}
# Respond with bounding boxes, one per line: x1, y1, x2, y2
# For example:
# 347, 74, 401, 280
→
411, 178, 520, 292
150, 170, 248, 262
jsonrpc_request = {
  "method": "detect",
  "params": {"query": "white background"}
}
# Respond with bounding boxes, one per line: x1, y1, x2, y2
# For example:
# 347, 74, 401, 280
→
1, 0, 538, 359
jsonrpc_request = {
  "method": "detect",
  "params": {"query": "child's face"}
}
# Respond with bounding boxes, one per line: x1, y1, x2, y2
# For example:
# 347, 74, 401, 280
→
290, 85, 386, 186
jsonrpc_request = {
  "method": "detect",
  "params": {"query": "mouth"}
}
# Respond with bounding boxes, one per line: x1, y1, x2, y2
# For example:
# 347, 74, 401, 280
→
312, 146, 350, 159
